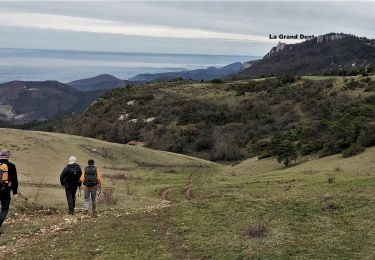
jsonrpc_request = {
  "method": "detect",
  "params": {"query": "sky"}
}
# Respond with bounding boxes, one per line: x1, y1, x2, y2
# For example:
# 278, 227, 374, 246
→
0, 1, 374, 56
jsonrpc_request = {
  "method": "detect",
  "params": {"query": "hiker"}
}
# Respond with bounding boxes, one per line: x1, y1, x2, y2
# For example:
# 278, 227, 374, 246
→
60, 156, 82, 214
80, 159, 102, 216
0, 149, 18, 235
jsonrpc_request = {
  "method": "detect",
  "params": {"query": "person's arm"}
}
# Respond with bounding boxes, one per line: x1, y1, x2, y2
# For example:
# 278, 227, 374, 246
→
8, 163, 18, 195
97, 168, 102, 191
60, 167, 67, 186
78, 167, 83, 187
80, 169, 85, 186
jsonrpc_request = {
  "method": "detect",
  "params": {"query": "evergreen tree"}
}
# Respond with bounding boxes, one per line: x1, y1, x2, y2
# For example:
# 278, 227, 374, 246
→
276, 140, 298, 166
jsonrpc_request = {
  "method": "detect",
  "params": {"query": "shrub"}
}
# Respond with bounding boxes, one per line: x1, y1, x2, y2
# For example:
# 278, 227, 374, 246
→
277, 75, 296, 84
247, 139, 272, 158
299, 141, 324, 155
211, 78, 224, 84
334, 166, 343, 172
342, 143, 365, 157
320, 140, 350, 157
357, 126, 375, 147
323, 202, 339, 210
364, 82, 375, 92
98, 188, 118, 205
327, 176, 335, 183
194, 136, 213, 151
241, 222, 270, 238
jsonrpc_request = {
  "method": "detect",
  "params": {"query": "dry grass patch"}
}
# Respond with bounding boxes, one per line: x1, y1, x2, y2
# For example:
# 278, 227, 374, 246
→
98, 188, 119, 205
241, 222, 270, 238
103, 173, 141, 181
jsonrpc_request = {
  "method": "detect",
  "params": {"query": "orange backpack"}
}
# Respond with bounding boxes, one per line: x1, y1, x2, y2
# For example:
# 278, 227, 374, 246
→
0, 163, 9, 191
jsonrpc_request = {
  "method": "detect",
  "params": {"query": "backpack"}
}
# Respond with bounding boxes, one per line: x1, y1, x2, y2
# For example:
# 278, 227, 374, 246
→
83, 166, 98, 187
66, 168, 81, 184
0, 163, 9, 192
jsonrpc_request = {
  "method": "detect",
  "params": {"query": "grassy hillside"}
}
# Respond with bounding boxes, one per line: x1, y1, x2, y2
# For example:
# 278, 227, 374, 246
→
0, 128, 375, 258
35, 75, 375, 162
0, 128, 212, 208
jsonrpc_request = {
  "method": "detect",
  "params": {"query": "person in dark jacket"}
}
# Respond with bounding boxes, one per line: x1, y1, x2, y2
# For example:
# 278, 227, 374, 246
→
60, 156, 82, 214
0, 149, 18, 235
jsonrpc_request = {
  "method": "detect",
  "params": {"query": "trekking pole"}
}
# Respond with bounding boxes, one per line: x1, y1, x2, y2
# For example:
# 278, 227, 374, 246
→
98, 190, 106, 198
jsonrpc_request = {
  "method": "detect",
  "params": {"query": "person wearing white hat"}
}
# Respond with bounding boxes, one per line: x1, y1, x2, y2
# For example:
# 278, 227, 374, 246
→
60, 156, 82, 214
0, 149, 18, 235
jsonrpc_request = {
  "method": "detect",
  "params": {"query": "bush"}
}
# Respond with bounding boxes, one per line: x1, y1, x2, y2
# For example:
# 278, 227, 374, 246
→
327, 176, 335, 183
247, 139, 272, 158
241, 222, 270, 238
364, 82, 375, 92
342, 143, 365, 157
98, 188, 118, 205
299, 141, 324, 155
211, 78, 224, 84
277, 75, 296, 84
357, 128, 375, 147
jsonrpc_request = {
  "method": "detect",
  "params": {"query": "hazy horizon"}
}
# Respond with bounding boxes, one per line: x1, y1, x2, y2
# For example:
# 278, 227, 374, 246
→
0, 48, 256, 82
1, 2, 374, 56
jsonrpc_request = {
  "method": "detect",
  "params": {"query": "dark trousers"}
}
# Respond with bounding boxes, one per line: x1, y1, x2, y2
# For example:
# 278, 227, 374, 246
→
64, 186, 78, 213
0, 188, 11, 228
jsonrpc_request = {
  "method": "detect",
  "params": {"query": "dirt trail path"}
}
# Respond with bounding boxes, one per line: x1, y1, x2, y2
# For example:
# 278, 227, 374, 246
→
0, 168, 211, 258
184, 173, 194, 200
184, 169, 209, 200
0, 212, 92, 258
160, 187, 172, 201
0, 200, 172, 259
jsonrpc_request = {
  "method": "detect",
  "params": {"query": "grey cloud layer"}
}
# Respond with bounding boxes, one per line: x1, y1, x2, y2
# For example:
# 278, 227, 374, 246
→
0, 1, 374, 55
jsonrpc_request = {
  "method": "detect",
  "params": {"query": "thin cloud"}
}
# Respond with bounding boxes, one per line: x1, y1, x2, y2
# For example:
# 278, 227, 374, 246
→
0, 11, 299, 44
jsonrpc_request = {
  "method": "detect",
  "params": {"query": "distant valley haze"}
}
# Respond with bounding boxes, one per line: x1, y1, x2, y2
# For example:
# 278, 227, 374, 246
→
0, 48, 253, 82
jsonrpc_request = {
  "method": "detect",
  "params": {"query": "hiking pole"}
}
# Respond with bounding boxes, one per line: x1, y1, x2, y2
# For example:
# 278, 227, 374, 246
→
98, 190, 106, 198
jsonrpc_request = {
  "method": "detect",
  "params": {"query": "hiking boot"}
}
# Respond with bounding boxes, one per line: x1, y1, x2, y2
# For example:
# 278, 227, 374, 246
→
93, 211, 98, 218
68, 210, 74, 215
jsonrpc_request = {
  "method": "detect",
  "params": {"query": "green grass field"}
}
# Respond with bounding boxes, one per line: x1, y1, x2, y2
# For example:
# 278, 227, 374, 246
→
0, 128, 375, 259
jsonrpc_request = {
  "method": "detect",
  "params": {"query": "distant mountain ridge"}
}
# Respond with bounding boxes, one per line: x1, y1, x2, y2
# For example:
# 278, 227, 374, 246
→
129, 62, 246, 82
68, 74, 128, 91
0, 62, 249, 124
0, 80, 105, 124
236, 33, 375, 78
67, 62, 247, 89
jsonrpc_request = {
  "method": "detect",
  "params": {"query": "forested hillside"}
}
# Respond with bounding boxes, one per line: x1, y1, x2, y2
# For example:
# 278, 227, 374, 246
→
0, 80, 105, 124
33, 75, 375, 161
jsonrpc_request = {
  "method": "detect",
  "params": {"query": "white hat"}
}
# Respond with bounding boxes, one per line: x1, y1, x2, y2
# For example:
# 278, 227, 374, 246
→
68, 156, 77, 164
0, 149, 10, 159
